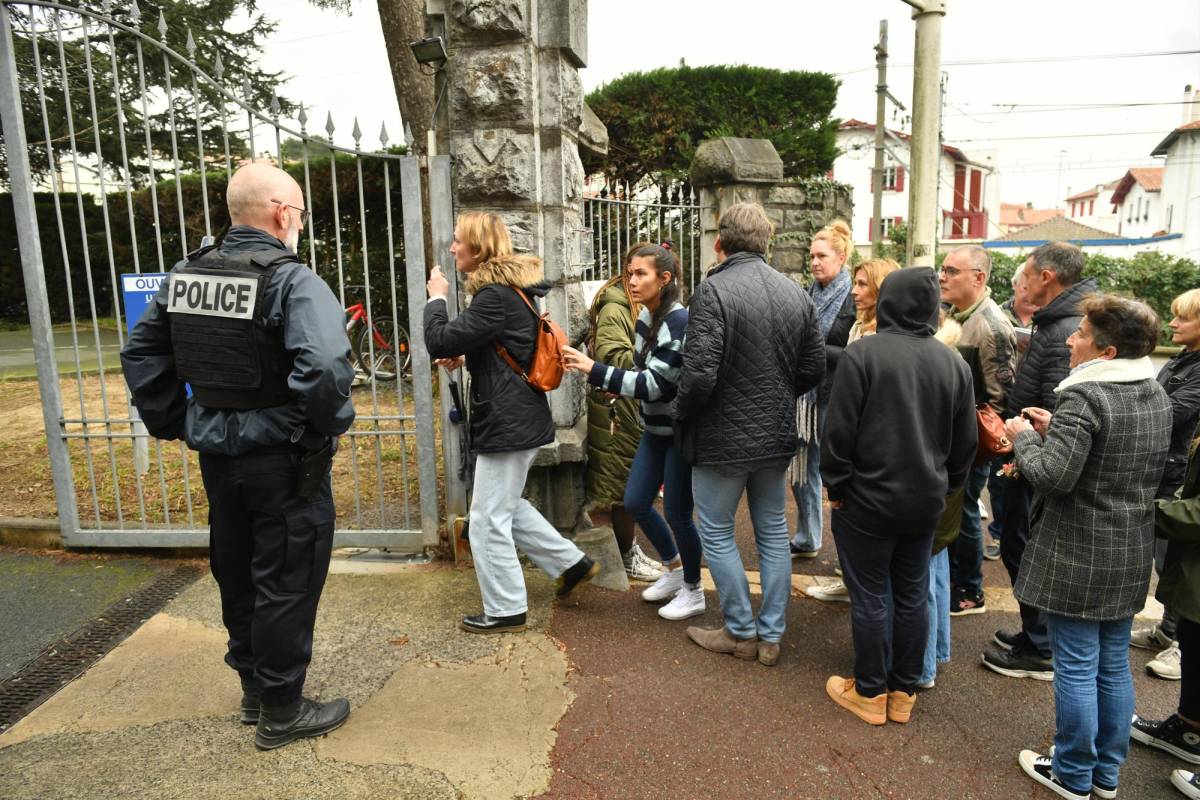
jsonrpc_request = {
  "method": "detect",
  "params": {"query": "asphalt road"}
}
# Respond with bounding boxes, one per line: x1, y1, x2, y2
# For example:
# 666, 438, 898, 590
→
0, 328, 123, 378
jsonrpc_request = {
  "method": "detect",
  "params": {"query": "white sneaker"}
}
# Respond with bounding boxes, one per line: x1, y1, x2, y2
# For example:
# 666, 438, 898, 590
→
805, 580, 850, 603
1131, 624, 1175, 651
979, 499, 989, 520
642, 568, 684, 602
658, 585, 705, 620
624, 543, 663, 583
1149, 643, 1183, 680
1172, 769, 1200, 799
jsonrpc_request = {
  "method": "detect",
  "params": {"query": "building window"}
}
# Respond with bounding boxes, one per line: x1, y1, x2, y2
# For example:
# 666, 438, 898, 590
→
880, 217, 902, 239
881, 166, 897, 190
1088, 199, 1094, 216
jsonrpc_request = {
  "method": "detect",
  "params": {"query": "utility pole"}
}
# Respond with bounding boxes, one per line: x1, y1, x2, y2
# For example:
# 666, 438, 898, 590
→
871, 20, 889, 257
903, 0, 946, 268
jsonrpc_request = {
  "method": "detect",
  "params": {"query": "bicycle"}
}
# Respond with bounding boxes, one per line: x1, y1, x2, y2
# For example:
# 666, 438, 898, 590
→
344, 285, 410, 382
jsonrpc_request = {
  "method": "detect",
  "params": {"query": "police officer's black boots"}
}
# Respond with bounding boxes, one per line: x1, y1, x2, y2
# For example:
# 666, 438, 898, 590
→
253, 696, 351, 751
239, 684, 261, 725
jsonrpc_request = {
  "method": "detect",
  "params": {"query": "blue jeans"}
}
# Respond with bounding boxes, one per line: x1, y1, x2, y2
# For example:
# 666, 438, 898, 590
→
692, 463, 791, 643
1047, 614, 1135, 794
790, 402, 826, 552
624, 432, 702, 584
921, 548, 951, 685
949, 462, 990, 595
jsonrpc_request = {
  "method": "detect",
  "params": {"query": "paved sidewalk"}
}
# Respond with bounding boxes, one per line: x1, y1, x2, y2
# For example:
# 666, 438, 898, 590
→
0, 499, 1187, 799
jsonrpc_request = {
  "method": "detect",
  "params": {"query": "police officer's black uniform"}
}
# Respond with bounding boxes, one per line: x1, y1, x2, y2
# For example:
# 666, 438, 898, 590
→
122, 224, 355, 749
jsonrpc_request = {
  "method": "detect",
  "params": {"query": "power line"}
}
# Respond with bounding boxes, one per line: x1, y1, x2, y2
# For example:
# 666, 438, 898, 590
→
946, 130, 1165, 143
835, 48, 1200, 76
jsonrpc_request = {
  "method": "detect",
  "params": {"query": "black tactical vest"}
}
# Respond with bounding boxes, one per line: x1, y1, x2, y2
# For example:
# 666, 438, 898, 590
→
166, 245, 299, 410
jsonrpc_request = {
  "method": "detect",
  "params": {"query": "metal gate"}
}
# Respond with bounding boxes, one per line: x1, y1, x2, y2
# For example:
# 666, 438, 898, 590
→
583, 178, 706, 291
0, 0, 446, 550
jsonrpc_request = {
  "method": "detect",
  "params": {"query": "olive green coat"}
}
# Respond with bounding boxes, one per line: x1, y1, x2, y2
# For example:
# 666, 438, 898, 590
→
1154, 431, 1200, 624
586, 282, 643, 506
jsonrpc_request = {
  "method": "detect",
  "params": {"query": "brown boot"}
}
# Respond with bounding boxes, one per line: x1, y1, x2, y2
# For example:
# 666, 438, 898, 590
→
825, 675, 886, 725
686, 626, 757, 660
886, 690, 916, 723
757, 641, 780, 667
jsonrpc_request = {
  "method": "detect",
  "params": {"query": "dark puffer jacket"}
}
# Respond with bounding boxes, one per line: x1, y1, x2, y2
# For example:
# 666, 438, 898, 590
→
817, 290, 857, 408
1157, 349, 1200, 498
671, 250, 825, 467
1005, 278, 1098, 417
424, 256, 555, 454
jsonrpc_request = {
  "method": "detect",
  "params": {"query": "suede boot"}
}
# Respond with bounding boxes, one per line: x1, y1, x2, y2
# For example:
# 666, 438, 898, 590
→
685, 625, 757, 660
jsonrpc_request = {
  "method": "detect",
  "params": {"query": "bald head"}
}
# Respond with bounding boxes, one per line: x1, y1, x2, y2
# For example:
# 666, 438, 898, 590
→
227, 162, 305, 250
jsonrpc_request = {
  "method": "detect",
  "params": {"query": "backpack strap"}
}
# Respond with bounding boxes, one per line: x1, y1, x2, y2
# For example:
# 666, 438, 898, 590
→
493, 286, 539, 381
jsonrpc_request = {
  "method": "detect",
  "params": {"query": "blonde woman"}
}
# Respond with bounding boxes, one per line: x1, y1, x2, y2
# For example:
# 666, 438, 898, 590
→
806, 256, 902, 604
789, 220, 857, 561
425, 212, 598, 634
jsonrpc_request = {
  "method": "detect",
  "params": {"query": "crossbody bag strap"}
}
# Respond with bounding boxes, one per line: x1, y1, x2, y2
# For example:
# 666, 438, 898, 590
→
493, 286, 539, 381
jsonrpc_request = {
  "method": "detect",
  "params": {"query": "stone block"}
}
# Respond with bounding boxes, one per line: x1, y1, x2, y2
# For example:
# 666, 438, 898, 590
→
539, 0, 587, 67
690, 137, 784, 187
539, 138, 585, 209
448, 0, 528, 43
537, 50, 583, 132
525, 456, 586, 530
540, 208, 584, 282
579, 102, 608, 158
571, 526, 630, 591
452, 129, 537, 203
451, 47, 531, 123
765, 207, 785, 230
767, 185, 806, 206
770, 247, 809, 272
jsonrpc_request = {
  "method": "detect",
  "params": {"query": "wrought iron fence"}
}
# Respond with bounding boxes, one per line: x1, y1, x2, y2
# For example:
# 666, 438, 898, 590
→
0, 0, 443, 549
582, 178, 707, 293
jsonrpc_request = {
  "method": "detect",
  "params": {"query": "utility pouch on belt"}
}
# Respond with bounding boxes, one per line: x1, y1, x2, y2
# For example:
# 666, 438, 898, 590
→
294, 437, 335, 499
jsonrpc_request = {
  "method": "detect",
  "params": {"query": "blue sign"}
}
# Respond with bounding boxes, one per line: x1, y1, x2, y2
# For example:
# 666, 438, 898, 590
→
121, 272, 168, 337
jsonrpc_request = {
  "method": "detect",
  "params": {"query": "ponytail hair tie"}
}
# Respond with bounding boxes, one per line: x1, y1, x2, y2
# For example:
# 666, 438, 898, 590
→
659, 239, 674, 252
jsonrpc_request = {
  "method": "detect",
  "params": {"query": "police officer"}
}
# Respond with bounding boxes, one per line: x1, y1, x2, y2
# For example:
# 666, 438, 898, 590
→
121, 162, 355, 751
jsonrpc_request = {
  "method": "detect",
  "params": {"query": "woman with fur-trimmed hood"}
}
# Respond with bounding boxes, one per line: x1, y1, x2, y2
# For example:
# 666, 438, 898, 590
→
425, 212, 598, 635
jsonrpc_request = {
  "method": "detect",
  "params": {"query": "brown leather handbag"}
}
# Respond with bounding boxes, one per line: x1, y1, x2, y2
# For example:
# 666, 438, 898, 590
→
975, 403, 1013, 466
494, 287, 567, 393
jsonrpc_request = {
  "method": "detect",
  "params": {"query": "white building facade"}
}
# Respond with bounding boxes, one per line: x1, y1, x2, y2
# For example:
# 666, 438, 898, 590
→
1152, 86, 1200, 259
831, 120, 999, 250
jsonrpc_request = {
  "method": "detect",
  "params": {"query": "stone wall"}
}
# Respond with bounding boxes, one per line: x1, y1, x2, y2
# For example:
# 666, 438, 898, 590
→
692, 137, 853, 286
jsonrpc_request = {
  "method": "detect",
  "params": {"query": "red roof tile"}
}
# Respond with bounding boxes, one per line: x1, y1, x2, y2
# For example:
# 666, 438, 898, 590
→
1111, 167, 1164, 205
1151, 120, 1200, 156
838, 119, 970, 163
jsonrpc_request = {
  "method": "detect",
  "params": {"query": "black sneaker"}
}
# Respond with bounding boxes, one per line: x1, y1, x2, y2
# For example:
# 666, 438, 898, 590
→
982, 644, 1053, 681
254, 696, 351, 751
1048, 746, 1116, 799
1172, 769, 1200, 799
1131, 713, 1200, 765
993, 628, 1025, 651
790, 542, 819, 559
1018, 750, 1091, 800
459, 612, 527, 634
950, 585, 986, 616
556, 555, 600, 599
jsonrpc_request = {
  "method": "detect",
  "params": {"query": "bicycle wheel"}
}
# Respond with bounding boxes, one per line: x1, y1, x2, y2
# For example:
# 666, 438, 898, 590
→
356, 317, 409, 382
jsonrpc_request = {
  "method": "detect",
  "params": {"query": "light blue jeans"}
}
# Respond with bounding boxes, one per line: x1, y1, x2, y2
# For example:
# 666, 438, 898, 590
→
692, 463, 791, 643
469, 447, 585, 617
1047, 614, 1135, 794
920, 549, 951, 685
790, 402, 826, 552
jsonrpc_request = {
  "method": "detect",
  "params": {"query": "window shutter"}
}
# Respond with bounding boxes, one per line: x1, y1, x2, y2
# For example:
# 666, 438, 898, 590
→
895, 166, 905, 192
869, 217, 874, 238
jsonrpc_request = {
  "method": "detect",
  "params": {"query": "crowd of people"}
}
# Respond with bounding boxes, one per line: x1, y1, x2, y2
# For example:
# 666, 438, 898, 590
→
424, 203, 1200, 800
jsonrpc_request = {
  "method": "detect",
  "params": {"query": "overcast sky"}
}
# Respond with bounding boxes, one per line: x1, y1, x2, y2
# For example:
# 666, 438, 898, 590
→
255, 0, 1200, 212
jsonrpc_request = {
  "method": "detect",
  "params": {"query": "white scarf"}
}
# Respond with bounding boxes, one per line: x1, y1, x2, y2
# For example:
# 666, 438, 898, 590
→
1054, 355, 1155, 393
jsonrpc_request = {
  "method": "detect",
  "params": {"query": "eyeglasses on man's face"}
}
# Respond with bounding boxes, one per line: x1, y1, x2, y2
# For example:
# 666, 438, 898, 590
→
938, 265, 982, 278
271, 199, 310, 225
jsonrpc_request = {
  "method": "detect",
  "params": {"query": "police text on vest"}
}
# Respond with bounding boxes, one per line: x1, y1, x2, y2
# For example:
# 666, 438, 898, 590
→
167, 274, 258, 320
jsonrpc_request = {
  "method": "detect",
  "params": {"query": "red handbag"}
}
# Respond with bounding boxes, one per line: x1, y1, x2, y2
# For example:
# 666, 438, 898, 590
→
975, 403, 1013, 466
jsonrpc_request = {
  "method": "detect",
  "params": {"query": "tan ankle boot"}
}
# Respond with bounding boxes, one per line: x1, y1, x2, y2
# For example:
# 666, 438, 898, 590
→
886, 690, 916, 723
757, 641, 781, 667
686, 625, 757, 660
825, 675, 886, 725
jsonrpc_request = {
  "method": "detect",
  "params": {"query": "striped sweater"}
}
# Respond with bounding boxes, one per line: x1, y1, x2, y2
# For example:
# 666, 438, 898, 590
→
588, 302, 687, 436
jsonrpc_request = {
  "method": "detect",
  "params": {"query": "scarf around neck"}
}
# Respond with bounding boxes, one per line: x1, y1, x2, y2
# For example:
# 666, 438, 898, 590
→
1055, 355, 1156, 393
811, 268, 852, 338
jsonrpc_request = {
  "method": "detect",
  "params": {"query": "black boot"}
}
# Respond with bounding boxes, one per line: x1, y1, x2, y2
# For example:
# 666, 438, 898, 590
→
556, 555, 599, 599
460, 612, 527, 634
240, 688, 261, 725
254, 696, 351, 751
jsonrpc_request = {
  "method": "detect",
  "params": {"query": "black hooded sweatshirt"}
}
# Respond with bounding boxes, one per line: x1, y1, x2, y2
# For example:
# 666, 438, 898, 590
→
820, 267, 978, 531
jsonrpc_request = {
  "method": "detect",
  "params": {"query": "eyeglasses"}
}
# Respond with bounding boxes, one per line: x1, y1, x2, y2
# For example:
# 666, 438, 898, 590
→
271, 199, 310, 225
938, 266, 983, 278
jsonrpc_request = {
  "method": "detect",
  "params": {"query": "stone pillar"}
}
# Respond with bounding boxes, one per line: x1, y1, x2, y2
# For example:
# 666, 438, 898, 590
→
691, 137, 853, 284
431, 0, 596, 530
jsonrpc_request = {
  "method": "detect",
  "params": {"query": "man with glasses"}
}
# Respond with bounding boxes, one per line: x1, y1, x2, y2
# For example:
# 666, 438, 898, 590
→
122, 162, 355, 749
938, 246, 1017, 618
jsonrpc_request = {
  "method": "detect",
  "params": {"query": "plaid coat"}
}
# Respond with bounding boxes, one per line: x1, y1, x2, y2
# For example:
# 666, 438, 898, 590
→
1013, 365, 1170, 620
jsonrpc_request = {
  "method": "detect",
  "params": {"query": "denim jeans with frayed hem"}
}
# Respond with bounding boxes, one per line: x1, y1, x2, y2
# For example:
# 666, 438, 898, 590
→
692, 463, 790, 643
921, 548, 951, 685
1047, 614, 1135, 795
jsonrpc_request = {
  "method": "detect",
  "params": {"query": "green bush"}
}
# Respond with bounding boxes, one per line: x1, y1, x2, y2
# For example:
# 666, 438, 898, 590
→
585, 64, 839, 185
